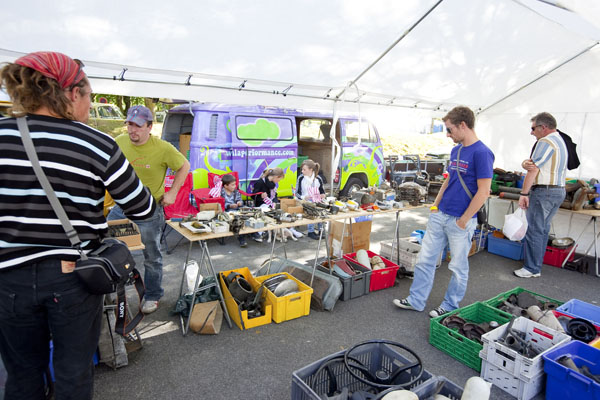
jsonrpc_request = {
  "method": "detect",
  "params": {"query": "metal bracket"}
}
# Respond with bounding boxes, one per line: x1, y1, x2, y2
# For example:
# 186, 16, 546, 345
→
113, 68, 128, 81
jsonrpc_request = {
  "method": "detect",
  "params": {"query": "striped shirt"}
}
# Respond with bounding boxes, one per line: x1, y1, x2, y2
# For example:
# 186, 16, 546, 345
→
531, 131, 568, 186
0, 115, 156, 270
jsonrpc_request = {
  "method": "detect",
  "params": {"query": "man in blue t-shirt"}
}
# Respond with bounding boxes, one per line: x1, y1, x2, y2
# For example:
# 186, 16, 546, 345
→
393, 106, 494, 318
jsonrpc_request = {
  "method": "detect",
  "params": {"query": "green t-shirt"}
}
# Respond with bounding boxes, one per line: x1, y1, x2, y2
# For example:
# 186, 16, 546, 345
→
115, 134, 187, 203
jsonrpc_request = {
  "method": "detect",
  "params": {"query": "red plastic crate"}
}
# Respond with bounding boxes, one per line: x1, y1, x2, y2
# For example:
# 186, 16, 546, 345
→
543, 244, 576, 267
343, 251, 399, 291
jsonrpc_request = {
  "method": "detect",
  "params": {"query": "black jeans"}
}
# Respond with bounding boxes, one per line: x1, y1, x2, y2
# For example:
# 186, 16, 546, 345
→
0, 259, 103, 400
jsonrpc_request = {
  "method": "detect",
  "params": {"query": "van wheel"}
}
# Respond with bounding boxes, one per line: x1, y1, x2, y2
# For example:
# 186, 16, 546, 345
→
340, 177, 364, 197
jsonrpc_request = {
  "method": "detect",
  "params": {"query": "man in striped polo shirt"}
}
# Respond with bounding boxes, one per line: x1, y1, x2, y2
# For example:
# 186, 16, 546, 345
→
0, 51, 156, 399
515, 112, 568, 278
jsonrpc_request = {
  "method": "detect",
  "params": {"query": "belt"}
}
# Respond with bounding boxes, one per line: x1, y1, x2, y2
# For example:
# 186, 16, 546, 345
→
532, 184, 563, 189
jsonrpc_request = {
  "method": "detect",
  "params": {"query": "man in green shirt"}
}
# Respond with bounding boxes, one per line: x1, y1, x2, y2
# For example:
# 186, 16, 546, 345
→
108, 106, 190, 314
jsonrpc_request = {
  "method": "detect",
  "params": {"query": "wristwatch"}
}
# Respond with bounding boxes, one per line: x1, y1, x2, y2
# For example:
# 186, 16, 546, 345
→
430, 205, 438, 211
520, 192, 530, 196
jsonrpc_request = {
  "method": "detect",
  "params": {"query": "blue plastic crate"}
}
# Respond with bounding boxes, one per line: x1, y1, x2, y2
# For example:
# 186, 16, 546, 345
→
556, 299, 600, 328
487, 234, 524, 260
543, 341, 600, 400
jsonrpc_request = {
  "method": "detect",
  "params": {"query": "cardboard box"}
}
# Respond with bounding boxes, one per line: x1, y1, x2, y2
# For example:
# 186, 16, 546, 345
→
107, 219, 142, 248
328, 219, 372, 258
280, 198, 297, 212
179, 133, 191, 160
199, 202, 222, 213
287, 206, 304, 214
189, 301, 223, 334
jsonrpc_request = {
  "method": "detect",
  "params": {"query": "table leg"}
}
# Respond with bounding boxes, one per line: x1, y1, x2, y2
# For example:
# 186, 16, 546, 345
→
310, 228, 325, 287
562, 216, 596, 268
202, 241, 233, 329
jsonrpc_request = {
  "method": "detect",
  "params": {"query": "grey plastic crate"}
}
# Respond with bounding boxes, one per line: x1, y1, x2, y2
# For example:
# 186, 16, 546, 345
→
318, 260, 371, 301
410, 375, 463, 400
291, 342, 433, 400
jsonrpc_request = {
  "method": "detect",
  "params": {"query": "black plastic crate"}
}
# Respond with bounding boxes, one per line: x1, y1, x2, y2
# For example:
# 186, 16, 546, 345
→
291, 342, 433, 400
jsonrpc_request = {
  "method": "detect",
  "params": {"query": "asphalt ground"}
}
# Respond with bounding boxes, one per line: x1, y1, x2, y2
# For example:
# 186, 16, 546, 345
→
88, 206, 598, 400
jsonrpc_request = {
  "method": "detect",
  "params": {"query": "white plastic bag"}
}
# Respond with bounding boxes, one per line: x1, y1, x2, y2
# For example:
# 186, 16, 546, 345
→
184, 260, 202, 295
503, 208, 528, 241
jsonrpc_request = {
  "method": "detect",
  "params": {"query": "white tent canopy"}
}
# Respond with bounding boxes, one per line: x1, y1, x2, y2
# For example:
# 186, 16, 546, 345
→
2, 0, 600, 178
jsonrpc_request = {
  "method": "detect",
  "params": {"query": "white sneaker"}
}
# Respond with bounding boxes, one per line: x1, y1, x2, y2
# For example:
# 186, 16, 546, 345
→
142, 300, 159, 314
290, 228, 304, 238
513, 267, 541, 278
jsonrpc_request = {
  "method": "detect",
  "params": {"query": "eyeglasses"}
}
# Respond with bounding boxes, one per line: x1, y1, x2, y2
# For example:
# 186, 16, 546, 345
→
531, 125, 543, 131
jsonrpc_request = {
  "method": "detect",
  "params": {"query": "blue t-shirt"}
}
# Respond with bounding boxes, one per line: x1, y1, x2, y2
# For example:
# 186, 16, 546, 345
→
439, 141, 494, 218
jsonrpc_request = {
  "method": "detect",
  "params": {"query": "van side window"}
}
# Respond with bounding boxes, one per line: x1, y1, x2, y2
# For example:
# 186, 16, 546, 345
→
236, 116, 293, 141
89, 108, 97, 118
299, 119, 332, 142
344, 120, 376, 143
208, 114, 218, 140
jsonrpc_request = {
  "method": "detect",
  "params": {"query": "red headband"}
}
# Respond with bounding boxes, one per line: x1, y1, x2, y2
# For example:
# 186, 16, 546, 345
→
15, 51, 85, 89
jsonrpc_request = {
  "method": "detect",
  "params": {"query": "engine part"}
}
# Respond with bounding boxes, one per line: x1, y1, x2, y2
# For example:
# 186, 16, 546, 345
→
566, 318, 597, 343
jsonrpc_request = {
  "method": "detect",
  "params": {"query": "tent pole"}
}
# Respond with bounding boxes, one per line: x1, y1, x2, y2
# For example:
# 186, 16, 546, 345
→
478, 42, 599, 115
335, 0, 444, 100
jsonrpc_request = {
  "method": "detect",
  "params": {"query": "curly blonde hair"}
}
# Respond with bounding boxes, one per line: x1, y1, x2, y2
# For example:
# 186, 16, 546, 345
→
0, 63, 88, 120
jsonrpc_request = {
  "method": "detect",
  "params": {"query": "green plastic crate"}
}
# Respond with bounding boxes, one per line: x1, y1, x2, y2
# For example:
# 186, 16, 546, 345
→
484, 287, 564, 310
429, 302, 512, 372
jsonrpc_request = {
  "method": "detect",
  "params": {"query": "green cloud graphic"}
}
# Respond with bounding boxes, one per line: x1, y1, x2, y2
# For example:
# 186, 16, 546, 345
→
238, 118, 280, 142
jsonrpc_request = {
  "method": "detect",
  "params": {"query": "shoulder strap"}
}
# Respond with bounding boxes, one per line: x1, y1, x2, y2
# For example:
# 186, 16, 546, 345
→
16, 117, 85, 256
456, 145, 473, 200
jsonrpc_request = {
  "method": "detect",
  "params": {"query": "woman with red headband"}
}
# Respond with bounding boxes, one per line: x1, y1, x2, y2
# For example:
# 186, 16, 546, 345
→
0, 52, 156, 399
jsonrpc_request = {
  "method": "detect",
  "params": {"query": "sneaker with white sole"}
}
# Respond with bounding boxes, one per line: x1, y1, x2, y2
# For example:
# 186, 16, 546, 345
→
290, 228, 304, 238
429, 306, 449, 318
513, 267, 541, 278
393, 298, 417, 311
251, 233, 263, 243
142, 300, 159, 314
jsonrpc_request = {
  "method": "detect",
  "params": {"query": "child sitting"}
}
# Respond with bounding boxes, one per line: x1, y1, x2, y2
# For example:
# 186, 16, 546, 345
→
221, 174, 247, 247
251, 167, 285, 242
296, 159, 326, 240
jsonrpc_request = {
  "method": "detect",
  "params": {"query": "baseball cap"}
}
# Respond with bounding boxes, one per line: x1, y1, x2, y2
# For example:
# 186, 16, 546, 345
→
125, 106, 153, 126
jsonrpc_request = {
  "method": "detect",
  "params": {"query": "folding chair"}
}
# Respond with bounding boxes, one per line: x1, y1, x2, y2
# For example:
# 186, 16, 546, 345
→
162, 173, 197, 254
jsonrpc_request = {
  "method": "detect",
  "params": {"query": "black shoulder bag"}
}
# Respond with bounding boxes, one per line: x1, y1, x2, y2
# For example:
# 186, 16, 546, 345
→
17, 117, 145, 336
456, 145, 487, 225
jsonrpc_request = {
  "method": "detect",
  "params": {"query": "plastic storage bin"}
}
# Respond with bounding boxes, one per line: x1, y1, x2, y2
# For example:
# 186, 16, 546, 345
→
343, 251, 399, 291
480, 359, 544, 400
487, 234, 524, 260
317, 260, 371, 301
556, 298, 600, 328
484, 286, 564, 310
543, 244, 576, 267
254, 272, 313, 323
429, 302, 512, 372
379, 237, 440, 274
291, 342, 434, 400
479, 317, 571, 399
410, 375, 463, 399
218, 267, 272, 330
543, 340, 600, 400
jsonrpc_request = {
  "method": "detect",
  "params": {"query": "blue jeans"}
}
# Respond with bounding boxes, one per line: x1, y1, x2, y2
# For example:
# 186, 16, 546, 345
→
407, 211, 476, 312
307, 223, 322, 233
523, 187, 565, 274
108, 205, 165, 301
0, 259, 103, 400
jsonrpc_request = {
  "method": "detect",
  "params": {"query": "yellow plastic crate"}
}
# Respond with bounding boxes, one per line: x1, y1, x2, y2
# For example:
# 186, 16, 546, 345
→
254, 272, 313, 323
218, 267, 272, 330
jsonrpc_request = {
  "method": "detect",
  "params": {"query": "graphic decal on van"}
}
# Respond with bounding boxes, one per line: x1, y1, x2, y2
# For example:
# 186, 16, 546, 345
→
238, 118, 280, 143
342, 144, 384, 187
